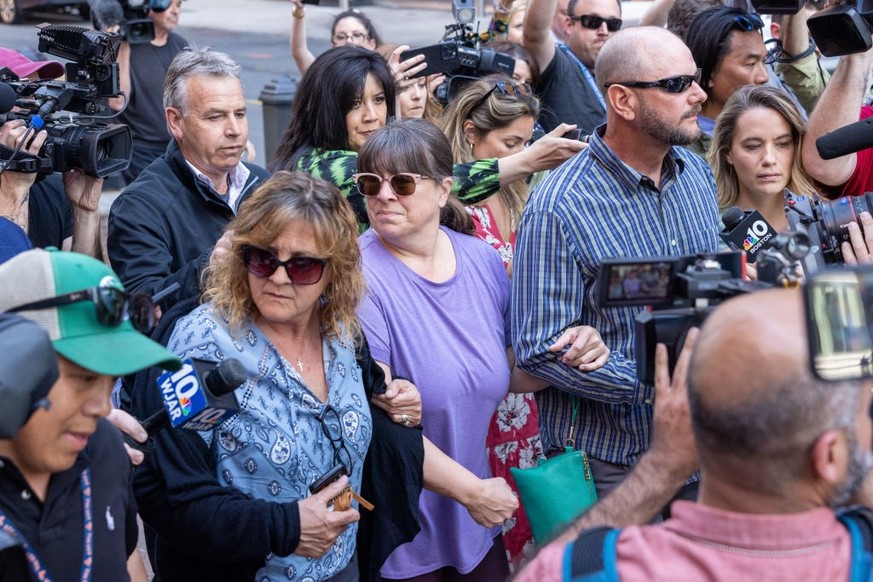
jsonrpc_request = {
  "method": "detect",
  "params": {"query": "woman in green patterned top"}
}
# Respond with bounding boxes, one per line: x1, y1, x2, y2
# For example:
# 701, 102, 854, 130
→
272, 45, 583, 228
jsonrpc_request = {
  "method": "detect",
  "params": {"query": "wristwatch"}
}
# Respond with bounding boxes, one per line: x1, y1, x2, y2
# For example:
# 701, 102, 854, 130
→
292, 3, 305, 19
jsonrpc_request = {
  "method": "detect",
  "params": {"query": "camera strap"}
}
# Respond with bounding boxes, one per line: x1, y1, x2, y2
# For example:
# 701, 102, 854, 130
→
0, 145, 53, 174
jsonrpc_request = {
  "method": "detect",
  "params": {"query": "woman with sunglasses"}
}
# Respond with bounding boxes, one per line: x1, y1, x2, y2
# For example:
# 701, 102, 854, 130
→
355, 118, 609, 580
137, 171, 429, 581
290, 5, 380, 75
272, 46, 586, 229
684, 6, 826, 157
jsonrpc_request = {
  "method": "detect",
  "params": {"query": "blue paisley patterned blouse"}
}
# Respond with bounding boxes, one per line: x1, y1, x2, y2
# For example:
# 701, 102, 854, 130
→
167, 303, 373, 581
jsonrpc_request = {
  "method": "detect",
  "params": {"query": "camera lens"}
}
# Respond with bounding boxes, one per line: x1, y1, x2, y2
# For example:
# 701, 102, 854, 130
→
816, 194, 873, 264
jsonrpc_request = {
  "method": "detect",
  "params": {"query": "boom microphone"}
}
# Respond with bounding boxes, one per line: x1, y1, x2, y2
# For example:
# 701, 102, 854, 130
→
88, 0, 124, 30
140, 358, 246, 437
719, 207, 778, 264
816, 117, 873, 160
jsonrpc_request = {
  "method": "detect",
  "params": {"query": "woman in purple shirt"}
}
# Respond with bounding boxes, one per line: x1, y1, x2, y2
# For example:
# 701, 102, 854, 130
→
354, 118, 609, 580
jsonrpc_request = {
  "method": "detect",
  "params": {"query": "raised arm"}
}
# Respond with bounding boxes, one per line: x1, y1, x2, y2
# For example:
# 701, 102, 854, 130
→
522, 0, 559, 74
801, 50, 873, 187
63, 169, 103, 258
290, 1, 316, 75
773, 9, 829, 115
639, 0, 676, 28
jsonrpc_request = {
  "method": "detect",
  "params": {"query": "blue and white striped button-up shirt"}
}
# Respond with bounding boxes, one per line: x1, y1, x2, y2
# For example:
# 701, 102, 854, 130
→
511, 128, 720, 466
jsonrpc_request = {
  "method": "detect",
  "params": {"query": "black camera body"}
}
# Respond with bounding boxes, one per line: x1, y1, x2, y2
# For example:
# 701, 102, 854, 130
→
807, 0, 873, 56
597, 253, 775, 385
1, 24, 132, 178
399, 0, 515, 104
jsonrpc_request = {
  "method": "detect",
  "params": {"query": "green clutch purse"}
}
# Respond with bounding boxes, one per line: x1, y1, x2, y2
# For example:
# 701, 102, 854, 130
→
509, 399, 597, 545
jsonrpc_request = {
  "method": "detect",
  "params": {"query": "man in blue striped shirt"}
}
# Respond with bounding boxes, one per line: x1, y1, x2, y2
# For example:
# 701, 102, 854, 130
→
512, 26, 721, 497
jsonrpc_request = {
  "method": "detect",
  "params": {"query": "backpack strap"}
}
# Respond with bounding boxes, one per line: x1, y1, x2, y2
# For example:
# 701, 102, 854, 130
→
564, 526, 621, 581
837, 506, 873, 582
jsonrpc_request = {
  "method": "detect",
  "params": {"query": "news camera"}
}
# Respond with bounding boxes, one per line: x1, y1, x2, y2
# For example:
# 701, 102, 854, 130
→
0, 24, 132, 178
597, 248, 809, 385
399, 0, 515, 104
89, 0, 174, 44
784, 191, 873, 267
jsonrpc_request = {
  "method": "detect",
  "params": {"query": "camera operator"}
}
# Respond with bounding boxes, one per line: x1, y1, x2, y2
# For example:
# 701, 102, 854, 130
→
515, 287, 873, 581
105, 0, 188, 185
0, 49, 104, 259
801, 24, 873, 198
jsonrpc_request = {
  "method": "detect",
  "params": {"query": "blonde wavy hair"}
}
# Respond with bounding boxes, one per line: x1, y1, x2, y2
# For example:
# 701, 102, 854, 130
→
439, 74, 540, 232
708, 85, 815, 211
202, 171, 364, 341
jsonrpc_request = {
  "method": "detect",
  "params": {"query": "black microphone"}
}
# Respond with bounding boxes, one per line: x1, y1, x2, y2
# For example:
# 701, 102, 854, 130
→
138, 358, 246, 438
0, 83, 16, 115
89, 0, 124, 30
719, 206, 778, 264
816, 117, 873, 160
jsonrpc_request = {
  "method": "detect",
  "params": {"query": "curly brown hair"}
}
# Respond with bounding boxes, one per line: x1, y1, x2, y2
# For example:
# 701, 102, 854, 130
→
202, 171, 364, 341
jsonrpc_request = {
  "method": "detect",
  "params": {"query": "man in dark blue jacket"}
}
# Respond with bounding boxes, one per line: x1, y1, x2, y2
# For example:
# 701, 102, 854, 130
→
108, 47, 270, 312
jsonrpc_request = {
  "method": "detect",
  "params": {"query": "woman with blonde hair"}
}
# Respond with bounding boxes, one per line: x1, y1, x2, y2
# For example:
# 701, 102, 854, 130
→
708, 84, 815, 232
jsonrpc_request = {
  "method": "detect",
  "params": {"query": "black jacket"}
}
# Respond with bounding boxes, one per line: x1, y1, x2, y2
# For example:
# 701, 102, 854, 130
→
107, 140, 270, 309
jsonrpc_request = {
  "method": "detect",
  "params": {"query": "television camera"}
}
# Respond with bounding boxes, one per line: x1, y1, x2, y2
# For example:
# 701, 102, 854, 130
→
598, 242, 809, 385
0, 24, 132, 178
399, 0, 515, 104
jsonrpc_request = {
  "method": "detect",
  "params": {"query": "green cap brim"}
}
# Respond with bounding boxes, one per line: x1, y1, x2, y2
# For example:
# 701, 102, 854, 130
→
53, 328, 182, 376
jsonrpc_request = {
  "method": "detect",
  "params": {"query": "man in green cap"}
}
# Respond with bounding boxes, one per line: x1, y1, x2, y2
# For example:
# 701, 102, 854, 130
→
0, 247, 181, 581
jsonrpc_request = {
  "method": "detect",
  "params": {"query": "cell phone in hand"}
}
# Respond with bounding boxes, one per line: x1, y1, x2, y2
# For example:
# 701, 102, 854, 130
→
562, 128, 584, 140
309, 464, 347, 494
301, 0, 320, 4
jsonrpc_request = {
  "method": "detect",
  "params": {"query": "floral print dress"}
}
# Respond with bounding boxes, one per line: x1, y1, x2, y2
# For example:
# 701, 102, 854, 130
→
466, 203, 544, 568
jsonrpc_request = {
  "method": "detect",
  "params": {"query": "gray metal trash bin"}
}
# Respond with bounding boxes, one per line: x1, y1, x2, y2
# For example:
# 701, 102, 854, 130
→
259, 76, 298, 167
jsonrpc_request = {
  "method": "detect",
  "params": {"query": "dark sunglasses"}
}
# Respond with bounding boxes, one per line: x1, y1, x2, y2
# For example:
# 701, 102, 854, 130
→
7, 284, 155, 333
242, 246, 328, 285
467, 80, 531, 118
319, 405, 353, 473
352, 172, 430, 197
732, 13, 764, 31
569, 14, 623, 32
604, 68, 702, 94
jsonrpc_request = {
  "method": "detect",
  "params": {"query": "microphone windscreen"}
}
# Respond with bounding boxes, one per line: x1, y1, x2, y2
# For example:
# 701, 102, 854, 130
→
722, 206, 745, 231
0, 83, 16, 115
204, 358, 247, 397
89, 0, 124, 28
816, 117, 873, 161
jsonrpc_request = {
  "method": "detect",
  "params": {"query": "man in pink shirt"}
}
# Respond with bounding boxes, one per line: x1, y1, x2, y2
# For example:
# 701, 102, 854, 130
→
516, 287, 873, 581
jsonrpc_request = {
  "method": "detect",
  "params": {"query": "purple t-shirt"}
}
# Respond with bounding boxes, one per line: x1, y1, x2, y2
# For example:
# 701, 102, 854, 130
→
358, 227, 511, 577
